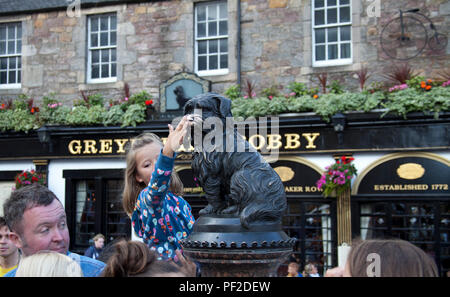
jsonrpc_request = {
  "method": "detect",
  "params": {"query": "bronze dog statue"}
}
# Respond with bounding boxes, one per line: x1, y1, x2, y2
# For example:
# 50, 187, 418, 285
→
183, 93, 287, 229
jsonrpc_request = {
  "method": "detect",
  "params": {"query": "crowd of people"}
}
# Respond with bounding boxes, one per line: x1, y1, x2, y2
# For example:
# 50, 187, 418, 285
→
0, 115, 440, 277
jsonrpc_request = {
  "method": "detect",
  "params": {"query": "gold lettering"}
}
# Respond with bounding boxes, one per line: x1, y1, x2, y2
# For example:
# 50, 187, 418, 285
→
284, 133, 301, 149
99, 139, 113, 154
68, 140, 82, 155
302, 133, 320, 149
267, 134, 282, 150
114, 139, 129, 154
83, 140, 98, 154
248, 134, 266, 150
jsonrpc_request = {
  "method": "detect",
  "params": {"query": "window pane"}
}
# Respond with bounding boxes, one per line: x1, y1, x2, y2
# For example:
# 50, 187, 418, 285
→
7, 41, 14, 54
341, 43, 350, 58
100, 32, 108, 46
208, 5, 217, 20
110, 16, 117, 30
220, 39, 228, 52
8, 71, 15, 83
340, 0, 350, 5
209, 55, 218, 70
8, 26, 15, 40
9, 57, 16, 69
198, 56, 207, 71
327, 0, 337, 6
315, 10, 325, 25
17, 25, 22, 38
92, 50, 99, 63
315, 0, 324, 8
0, 71, 6, 84
220, 54, 227, 69
101, 64, 109, 78
100, 16, 109, 31
315, 28, 326, 43
91, 65, 99, 79
17, 57, 21, 69
17, 40, 21, 53
328, 27, 338, 42
110, 31, 116, 45
91, 17, 99, 32
0, 27, 6, 40
111, 49, 116, 62
340, 7, 350, 22
208, 21, 217, 36
328, 44, 338, 59
209, 40, 218, 53
327, 8, 337, 24
111, 63, 116, 77
0, 41, 5, 55
316, 45, 325, 61
101, 49, 109, 63
197, 23, 206, 38
197, 6, 206, 21
17, 70, 20, 83
91, 33, 98, 47
219, 20, 227, 35
340, 26, 351, 41
198, 40, 207, 54
219, 3, 227, 18
0, 58, 6, 70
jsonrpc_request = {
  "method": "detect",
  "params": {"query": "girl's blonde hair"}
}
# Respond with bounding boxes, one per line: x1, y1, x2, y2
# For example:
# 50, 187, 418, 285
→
15, 251, 83, 277
122, 133, 184, 215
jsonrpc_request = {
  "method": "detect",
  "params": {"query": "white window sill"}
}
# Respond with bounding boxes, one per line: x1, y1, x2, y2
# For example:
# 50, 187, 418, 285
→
0, 83, 21, 89
312, 59, 353, 68
197, 69, 229, 77
86, 77, 117, 84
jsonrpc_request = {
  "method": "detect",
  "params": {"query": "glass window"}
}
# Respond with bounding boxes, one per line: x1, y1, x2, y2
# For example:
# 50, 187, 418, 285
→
87, 14, 117, 83
312, 0, 352, 66
0, 22, 21, 88
195, 1, 228, 75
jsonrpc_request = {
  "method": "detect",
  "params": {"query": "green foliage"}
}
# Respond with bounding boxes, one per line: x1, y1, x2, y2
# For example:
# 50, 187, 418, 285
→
329, 80, 345, 94
0, 109, 39, 133
121, 104, 146, 127
261, 85, 281, 98
104, 105, 125, 126
288, 82, 309, 96
224, 85, 241, 100
66, 105, 106, 126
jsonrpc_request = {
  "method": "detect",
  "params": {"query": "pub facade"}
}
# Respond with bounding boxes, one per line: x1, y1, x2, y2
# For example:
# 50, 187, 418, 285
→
0, 0, 449, 276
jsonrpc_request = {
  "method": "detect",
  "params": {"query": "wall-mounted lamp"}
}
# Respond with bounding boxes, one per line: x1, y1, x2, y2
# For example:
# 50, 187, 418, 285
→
331, 113, 346, 145
37, 126, 53, 152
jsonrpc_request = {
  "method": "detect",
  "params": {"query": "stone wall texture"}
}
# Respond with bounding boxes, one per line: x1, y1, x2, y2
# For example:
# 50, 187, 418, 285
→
0, 0, 449, 105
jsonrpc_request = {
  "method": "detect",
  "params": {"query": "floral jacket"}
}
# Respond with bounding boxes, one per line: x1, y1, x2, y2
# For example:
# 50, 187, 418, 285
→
132, 150, 195, 261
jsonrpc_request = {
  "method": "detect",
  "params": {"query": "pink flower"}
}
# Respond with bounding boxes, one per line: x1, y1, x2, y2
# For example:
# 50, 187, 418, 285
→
289, 92, 296, 96
268, 96, 273, 100
243, 95, 248, 99
251, 92, 256, 98
125, 97, 129, 101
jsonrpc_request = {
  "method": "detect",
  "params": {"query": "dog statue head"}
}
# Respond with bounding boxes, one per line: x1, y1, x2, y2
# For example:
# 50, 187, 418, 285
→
183, 92, 232, 123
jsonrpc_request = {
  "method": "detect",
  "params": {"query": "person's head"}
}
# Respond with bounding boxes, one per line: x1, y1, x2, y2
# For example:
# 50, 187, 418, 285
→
122, 133, 184, 215
0, 217, 19, 260
304, 263, 318, 275
93, 234, 105, 249
101, 239, 186, 277
3, 184, 70, 256
345, 238, 439, 277
287, 262, 299, 275
15, 250, 82, 277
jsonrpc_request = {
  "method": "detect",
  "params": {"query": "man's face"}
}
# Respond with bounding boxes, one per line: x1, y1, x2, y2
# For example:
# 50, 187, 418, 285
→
12, 199, 70, 256
94, 238, 104, 249
0, 225, 18, 258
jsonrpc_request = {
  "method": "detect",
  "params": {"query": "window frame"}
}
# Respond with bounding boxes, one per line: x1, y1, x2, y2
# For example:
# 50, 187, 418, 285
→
194, 1, 229, 76
311, 0, 353, 67
0, 22, 22, 89
86, 13, 117, 84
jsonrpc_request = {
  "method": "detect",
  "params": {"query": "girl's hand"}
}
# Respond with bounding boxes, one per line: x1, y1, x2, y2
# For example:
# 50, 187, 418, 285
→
163, 115, 192, 157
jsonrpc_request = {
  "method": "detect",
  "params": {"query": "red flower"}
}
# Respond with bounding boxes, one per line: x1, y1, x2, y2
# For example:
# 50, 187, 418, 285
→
145, 100, 154, 106
32, 176, 38, 182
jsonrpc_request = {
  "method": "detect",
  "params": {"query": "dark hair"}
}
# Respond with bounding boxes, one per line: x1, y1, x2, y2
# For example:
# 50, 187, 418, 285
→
0, 216, 7, 229
101, 239, 182, 277
3, 183, 59, 235
347, 238, 439, 277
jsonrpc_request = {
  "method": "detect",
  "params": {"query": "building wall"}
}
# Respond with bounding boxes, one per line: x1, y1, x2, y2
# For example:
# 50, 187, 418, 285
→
0, 0, 449, 105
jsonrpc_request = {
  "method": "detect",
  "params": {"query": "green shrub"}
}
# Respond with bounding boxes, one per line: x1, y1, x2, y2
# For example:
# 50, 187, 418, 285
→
224, 85, 241, 100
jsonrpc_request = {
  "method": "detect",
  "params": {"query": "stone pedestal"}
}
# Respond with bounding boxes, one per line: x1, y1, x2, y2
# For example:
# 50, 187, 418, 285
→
180, 215, 295, 277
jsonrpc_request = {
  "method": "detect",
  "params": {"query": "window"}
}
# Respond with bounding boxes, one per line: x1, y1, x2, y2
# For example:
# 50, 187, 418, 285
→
87, 14, 117, 83
312, 0, 352, 67
195, 1, 228, 76
0, 22, 21, 88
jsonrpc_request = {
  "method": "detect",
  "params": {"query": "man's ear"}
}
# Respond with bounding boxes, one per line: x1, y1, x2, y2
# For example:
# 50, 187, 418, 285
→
9, 232, 23, 249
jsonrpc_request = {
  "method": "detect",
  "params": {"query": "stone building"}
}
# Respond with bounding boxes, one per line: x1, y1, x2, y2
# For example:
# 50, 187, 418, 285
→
0, 0, 449, 277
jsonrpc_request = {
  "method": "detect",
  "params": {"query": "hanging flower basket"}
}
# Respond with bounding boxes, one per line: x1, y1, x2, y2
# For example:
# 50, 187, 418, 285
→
316, 156, 357, 197
14, 170, 46, 190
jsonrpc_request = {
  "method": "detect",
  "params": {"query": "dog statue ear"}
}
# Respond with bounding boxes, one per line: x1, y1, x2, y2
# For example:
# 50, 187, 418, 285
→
213, 95, 232, 118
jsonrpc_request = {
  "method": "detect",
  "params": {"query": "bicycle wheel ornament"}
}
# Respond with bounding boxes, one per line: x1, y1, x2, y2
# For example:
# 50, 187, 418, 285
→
428, 33, 448, 51
380, 16, 427, 60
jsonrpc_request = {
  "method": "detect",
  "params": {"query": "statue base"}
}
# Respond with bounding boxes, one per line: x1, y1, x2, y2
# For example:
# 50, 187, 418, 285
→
180, 215, 295, 277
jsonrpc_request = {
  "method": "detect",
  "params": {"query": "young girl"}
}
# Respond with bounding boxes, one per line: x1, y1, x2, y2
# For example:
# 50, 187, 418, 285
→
122, 115, 195, 261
